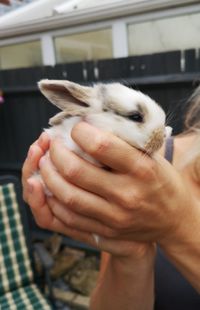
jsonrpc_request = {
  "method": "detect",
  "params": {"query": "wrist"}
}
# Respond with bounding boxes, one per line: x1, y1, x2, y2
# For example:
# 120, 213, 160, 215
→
159, 198, 200, 252
110, 243, 156, 275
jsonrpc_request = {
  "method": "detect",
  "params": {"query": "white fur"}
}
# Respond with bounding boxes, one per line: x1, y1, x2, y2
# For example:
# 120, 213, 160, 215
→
45, 116, 99, 165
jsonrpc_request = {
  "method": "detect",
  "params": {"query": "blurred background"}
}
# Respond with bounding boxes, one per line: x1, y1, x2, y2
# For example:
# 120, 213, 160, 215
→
0, 1, 200, 308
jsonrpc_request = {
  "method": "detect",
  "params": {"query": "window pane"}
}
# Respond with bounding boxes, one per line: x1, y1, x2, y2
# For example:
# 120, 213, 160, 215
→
0, 41, 42, 69
55, 28, 113, 63
128, 12, 200, 56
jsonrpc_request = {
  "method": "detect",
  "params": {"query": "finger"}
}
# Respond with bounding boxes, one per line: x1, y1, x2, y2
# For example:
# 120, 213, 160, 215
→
37, 132, 50, 152
26, 185, 135, 253
22, 144, 44, 201
49, 138, 119, 199
25, 179, 65, 234
22, 145, 43, 181
30, 203, 55, 229
26, 178, 46, 208
71, 122, 152, 173
25, 179, 88, 243
30, 203, 98, 249
47, 197, 118, 238
51, 220, 103, 250
31, 203, 144, 254
30, 197, 146, 254
39, 155, 125, 227
49, 138, 144, 209
25, 179, 55, 228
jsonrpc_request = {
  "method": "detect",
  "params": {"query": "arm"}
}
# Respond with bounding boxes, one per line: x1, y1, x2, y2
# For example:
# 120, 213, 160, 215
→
90, 249, 155, 310
23, 123, 200, 295
159, 197, 200, 293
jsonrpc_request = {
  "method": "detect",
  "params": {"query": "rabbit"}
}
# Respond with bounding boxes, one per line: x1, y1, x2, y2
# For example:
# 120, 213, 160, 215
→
38, 79, 171, 162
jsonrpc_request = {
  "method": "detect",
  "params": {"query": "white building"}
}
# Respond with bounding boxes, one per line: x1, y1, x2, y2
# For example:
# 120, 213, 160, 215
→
0, 0, 200, 69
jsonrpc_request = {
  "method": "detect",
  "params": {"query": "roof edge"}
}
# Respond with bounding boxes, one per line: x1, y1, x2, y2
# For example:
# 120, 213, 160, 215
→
0, 0, 198, 40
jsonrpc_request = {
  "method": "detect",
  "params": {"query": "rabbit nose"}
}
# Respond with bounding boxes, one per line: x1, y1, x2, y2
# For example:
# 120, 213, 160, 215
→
144, 127, 165, 154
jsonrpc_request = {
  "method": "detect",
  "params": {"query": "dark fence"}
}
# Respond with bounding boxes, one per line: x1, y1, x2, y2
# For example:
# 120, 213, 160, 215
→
0, 49, 200, 176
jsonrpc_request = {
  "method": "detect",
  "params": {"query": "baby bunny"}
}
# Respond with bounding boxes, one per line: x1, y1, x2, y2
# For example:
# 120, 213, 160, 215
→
38, 79, 171, 162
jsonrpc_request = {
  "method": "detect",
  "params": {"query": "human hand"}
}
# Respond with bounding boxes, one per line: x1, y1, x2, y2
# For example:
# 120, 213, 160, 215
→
38, 122, 195, 247
22, 132, 155, 260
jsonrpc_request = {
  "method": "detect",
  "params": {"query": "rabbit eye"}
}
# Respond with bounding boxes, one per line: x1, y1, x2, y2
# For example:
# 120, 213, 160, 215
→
128, 112, 144, 123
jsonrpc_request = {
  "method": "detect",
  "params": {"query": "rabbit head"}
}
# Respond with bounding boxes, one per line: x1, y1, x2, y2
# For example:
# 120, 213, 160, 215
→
38, 79, 170, 154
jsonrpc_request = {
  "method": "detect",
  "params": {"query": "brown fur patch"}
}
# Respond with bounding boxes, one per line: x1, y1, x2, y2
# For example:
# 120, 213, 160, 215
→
144, 128, 164, 154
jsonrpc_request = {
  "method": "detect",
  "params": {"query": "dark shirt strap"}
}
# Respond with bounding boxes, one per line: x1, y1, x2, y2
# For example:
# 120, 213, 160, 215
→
164, 136, 174, 163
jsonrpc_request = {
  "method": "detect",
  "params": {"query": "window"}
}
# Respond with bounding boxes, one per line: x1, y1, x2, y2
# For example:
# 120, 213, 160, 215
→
0, 41, 42, 69
128, 12, 200, 56
54, 28, 113, 63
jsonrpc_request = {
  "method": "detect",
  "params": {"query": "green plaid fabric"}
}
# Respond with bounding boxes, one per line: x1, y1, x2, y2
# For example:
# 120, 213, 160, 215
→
0, 183, 52, 309
1, 284, 51, 310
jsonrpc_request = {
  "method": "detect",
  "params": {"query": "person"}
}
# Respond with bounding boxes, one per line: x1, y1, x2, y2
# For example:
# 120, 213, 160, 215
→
22, 85, 200, 309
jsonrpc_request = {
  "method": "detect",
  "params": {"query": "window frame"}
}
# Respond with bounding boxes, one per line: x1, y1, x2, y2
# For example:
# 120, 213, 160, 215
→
0, 3, 199, 68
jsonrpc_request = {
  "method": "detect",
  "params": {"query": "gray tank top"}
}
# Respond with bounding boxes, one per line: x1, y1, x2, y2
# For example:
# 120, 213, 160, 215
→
154, 137, 200, 309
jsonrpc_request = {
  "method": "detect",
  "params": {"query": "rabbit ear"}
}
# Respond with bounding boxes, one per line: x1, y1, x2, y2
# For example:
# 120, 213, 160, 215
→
38, 79, 95, 111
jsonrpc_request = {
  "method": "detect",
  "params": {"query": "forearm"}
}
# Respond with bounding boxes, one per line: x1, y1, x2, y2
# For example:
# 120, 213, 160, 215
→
90, 253, 155, 310
159, 199, 200, 293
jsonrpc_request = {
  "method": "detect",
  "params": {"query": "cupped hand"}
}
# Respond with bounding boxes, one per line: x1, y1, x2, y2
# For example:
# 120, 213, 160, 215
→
22, 132, 155, 260
38, 122, 194, 246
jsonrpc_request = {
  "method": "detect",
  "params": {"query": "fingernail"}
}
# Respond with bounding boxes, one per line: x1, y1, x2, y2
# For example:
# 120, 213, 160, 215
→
27, 179, 34, 193
39, 156, 46, 168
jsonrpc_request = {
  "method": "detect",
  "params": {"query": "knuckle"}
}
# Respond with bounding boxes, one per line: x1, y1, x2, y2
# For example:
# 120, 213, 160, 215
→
118, 190, 138, 209
129, 157, 156, 181
113, 185, 147, 212
112, 214, 128, 230
63, 193, 75, 207
138, 161, 156, 181
90, 134, 111, 156
35, 217, 48, 229
64, 163, 82, 180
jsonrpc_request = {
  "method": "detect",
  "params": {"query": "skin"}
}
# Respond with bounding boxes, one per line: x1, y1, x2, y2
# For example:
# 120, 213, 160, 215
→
22, 122, 200, 309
